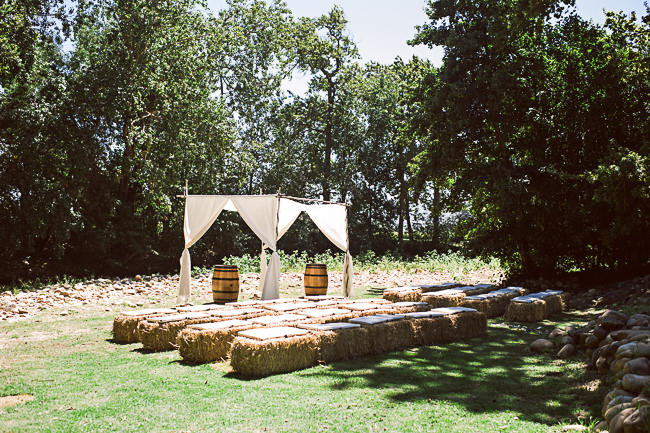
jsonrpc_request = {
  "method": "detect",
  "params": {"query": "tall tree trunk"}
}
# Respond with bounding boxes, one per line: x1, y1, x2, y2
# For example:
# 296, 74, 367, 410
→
119, 112, 133, 203
323, 82, 334, 201
432, 186, 440, 248
368, 186, 373, 243
406, 193, 413, 241
397, 167, 405, 245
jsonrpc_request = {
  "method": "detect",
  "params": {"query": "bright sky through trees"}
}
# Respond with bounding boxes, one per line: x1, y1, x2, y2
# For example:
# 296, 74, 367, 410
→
206, 0, 645, 64
207, 0, 646, 94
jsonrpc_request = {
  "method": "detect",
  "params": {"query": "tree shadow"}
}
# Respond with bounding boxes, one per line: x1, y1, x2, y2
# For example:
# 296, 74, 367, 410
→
296, 315, 600, 426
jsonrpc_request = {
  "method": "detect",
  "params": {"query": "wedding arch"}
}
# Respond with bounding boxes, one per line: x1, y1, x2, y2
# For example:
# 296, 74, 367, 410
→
177, 193, 353, 304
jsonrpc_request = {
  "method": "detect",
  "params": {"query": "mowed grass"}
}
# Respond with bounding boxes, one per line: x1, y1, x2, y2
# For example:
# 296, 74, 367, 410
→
1, 307, 603, 433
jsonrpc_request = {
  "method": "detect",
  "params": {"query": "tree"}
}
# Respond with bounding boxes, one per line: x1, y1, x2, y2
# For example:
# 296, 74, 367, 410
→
55, 0, 235, 272
209, 0, 296, 194
294, 5, 359, 201
412, 0, 650, 274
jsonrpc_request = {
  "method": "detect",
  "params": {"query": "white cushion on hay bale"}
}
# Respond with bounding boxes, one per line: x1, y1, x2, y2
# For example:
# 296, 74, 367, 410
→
238, 327, 310, 341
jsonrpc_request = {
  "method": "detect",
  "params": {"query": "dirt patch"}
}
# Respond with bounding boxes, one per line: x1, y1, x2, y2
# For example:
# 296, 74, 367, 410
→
1, 269, 501, 323
0, 394, 35, 408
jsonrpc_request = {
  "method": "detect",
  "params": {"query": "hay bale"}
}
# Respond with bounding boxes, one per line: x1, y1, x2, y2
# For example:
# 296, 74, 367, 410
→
224, 300, 262, 307
448, 311, 488, 340
138, 309, 267, 351
138, 312, 210, 351
210, 307, 267, 319
391, 301, 430, 314
383, 283, 462, 302
175, 304, 225, 313
343, 302, 383, 311
230, 328, 320, 377
111, 308, 176, 344
405, 308, 485, 344
312, 299, 349, 307
505, 290, 565, 322
461, 287, 528, 318
262, 302, 317, 313
303, 295, 345, 301
294, 308, 358, 324
298, 305, 398, 324
297, 308, 352, 318
349, 315, 417, 354
407, 315, 454, 345
418, 282, 461, 293
247, 313, 306, 326
382, 287, 423, 303
371, 319, 417, 354
505, 297, 547, 322
463, 284, 495, 295
422, 285, 495, 308
422, 289, 467, 308
531, 290, 565, 315
177, 319, 255, 363
299, 323, 370, 362
542, 294, 564, 315
352, 298, 392, 304
225, 298, 299, 307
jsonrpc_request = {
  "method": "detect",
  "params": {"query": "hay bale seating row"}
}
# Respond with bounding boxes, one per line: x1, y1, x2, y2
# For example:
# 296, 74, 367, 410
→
460, 287, 528, 318
112, 304, 235, 344
382, 282, 460, 303
138, 307, 270, 351
112, 308, 177, 343
177, 301, 431, 363
421, 284, 495, 308
504, 290, 566, 322
136, 297, 424, 355
230, 307, 487, 377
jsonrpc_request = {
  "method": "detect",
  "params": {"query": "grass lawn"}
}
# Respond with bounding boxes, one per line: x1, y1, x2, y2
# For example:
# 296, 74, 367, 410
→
1, 299, 604, 433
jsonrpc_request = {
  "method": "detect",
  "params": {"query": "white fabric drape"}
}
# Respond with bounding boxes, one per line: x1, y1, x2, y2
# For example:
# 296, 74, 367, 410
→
178, 196, 230, 304
178, 195, 353, 302
259, 243, 267, 291
306, 204, 353, 297
231, 196, 278, 249
223, 199, 237, 211
231, 196, 280, 300
306, 205, 348, 250
257, 198, 305, 292
278, 198, 306, 238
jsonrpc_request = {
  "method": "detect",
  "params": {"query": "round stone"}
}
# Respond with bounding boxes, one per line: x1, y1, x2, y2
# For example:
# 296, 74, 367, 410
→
530, 339, 554, 354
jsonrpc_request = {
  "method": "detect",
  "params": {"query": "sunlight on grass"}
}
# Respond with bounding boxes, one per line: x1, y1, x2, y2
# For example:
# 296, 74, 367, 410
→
0, 309, 603, 433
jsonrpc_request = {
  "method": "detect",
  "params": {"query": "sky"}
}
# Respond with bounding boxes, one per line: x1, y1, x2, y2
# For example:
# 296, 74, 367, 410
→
207, 0, 647, 94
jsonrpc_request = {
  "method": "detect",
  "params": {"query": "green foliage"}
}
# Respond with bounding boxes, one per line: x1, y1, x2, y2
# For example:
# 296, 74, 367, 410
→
412, 0, 650, 275
2, 0, 648, 283
198, 249, 501, 277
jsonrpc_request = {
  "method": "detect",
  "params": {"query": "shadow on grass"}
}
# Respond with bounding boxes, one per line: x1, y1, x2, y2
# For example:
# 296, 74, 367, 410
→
296, 314, 600, 426
365, 287, 386, 296
104, 338, 139, 346
130, 347, 161, 355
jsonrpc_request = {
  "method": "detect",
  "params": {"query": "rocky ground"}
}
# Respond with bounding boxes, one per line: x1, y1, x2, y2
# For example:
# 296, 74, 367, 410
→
531, 309, 650, 433
0, 268, 500, 322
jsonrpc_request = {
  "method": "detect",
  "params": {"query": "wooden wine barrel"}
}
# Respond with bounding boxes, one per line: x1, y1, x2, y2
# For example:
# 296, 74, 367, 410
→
304, 263, 328, 296
212, 265, 240, 304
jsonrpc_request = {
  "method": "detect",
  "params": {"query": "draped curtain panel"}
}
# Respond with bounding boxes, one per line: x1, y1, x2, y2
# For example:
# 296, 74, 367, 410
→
178, 196, 230, 304
178, 196, 352, 303
256, 198, 305, 293
305, 205, 353, 297
231, 196, 280, 300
